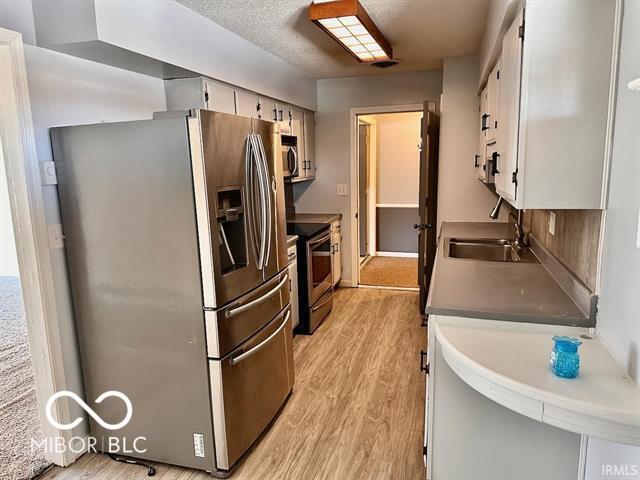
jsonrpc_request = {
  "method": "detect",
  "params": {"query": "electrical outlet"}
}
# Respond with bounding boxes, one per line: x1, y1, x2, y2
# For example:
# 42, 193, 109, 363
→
336, 184, 348, 196
48, 224, 65, 249
548, 211, 556, 236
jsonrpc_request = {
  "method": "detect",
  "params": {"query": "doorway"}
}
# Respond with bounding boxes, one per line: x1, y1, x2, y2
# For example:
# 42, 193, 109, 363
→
0, 142, 49, 478
356, 111, 423, 289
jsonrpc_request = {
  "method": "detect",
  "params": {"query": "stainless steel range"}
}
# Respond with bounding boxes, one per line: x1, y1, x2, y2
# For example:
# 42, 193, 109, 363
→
286, 222, 334, 334
52, 109, 294, 475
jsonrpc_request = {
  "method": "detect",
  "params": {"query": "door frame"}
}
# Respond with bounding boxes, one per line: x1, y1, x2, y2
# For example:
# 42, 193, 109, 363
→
0, 28, 76, 466
349, 104, 423, 287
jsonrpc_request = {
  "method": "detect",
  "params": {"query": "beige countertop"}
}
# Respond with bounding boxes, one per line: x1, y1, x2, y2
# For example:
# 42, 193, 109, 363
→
286, 213, 342, 224
426, 222, 591, 327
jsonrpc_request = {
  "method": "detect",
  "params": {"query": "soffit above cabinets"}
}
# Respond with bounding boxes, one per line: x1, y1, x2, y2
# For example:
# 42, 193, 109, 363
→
30, 0, 317, 111
176, 0, 490, 79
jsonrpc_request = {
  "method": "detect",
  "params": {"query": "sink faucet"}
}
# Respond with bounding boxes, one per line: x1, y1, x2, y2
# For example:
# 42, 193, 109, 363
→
489, 196, 503, 219
489, 196, 527, 249
514, 209, 528, 250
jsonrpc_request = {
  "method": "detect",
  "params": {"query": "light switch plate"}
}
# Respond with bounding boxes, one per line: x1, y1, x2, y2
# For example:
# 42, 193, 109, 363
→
40, 161, 57, 185
548, 211, 556, 236
336, 184, 348, 196
48, 224, 65, 249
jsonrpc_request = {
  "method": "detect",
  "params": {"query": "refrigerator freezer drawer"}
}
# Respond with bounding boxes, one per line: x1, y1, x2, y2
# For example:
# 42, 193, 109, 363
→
206, 270, 291, 358
209, 306, 294, 471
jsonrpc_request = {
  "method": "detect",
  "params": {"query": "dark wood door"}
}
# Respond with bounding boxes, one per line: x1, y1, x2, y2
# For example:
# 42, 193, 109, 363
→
417, 103, 439, 313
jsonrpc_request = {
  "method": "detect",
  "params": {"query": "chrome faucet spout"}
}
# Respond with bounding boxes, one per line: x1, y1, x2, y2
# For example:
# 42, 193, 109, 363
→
489, 196, 504, 220
514, 209, 528, 250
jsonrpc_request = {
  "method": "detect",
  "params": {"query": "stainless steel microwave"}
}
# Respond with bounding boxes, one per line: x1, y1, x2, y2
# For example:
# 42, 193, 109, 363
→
281, 134, 299, 179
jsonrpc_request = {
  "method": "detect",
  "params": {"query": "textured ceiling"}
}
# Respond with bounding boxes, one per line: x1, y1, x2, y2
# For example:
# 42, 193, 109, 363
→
176, 0, 490, 79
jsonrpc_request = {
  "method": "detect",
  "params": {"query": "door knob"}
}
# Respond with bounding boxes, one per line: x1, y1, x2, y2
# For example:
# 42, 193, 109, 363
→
414, 223, 432, 231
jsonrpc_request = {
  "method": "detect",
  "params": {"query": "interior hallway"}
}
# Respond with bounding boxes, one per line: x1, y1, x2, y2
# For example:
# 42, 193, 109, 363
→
38, 288, 426, 480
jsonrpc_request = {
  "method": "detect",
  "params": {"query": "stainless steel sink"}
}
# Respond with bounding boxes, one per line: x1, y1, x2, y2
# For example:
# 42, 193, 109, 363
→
443, 238, 539, 263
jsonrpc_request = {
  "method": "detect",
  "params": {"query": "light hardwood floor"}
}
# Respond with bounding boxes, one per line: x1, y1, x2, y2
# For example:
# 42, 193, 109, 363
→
38, 288, 426, 480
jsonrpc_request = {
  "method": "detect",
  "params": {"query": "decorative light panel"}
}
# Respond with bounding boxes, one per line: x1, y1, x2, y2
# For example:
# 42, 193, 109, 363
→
309, 0, 393, 63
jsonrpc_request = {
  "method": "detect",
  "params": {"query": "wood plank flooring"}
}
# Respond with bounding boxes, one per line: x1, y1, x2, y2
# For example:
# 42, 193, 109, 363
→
38, 288, 426, 480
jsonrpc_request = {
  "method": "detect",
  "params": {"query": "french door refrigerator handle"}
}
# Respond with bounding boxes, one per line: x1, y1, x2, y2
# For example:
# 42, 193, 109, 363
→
256, 134, 272, 267
226, 273, 289, 318
229, 310, 291, 366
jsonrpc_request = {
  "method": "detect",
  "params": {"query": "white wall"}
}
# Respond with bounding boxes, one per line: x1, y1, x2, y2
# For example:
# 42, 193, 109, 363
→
478, 0, 519, 88
0, 143, 20, 277
376, 112, 422, 205
21, 44, 167, 438
293, 71, 443, 284
438, 55, 508, 230
585, 0, 640, 476
30, 0, 317, 110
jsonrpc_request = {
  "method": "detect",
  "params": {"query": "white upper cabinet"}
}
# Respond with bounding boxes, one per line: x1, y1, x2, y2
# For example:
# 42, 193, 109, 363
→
494, 10, 522, 203
486, 62, 500, 144
203, 80, 236, 115
235, 90, 261, 119
493, 1, 621, 209
303, 111, 316, 180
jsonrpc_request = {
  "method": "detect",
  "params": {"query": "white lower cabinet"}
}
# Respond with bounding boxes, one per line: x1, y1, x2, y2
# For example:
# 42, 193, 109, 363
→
330, 220, 341, 286
425, 315, 582, 479
287, 244, 299, 330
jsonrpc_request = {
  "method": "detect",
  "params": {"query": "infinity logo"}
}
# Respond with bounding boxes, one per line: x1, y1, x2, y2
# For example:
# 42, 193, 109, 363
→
46, 391, 132, 431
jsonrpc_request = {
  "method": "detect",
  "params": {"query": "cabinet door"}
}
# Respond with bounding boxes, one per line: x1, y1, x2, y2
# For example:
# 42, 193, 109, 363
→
303, 111, 316, 180
331, 222, 341, 286
275, 103, 291, 134
486, 62, 500, 143
289, 108, 306, 176
204, 80, 236, 114
288, 259, 299, 329
480, 86, 489, 140
236, 90, 260, 119
495, 10, 523, 202
259, 97, 277, 122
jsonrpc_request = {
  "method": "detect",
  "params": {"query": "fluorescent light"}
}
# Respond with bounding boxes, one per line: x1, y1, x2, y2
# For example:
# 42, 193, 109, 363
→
348, 44, 368, 54
347, 24, 368, 36
319, 18, 341, 29
356, 34, 375, 45
338, 16, 360, 27
341, 36, 360, 46
310, 0, 393, 63
329, 26, 351, 38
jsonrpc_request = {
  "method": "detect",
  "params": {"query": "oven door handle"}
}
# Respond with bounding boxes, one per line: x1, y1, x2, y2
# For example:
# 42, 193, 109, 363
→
307, 231, 331, 247
312, 292, 333, 312
229, 310, 290, 366
226, 273, 288, 318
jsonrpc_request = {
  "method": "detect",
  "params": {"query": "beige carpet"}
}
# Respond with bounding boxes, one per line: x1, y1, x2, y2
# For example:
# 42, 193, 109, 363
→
359, 256, 419, 288
0, 276, 49, 479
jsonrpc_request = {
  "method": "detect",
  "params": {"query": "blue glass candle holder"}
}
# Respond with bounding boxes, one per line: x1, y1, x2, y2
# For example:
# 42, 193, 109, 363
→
550, 336, 582, 378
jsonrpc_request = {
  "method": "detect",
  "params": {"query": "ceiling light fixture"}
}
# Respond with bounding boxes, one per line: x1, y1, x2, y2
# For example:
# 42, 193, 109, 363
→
309, 0, 393, 63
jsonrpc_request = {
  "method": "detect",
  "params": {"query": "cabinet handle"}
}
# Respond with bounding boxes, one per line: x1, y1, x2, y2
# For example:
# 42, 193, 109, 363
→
481, 113, 489, 131
421, 315, 428, 328
491, 152, 500, 175
474, 154, 480, 168
420, 350, 430, 374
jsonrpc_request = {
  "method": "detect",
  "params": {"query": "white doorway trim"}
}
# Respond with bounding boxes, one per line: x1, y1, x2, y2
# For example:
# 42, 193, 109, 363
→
350, 104, 423, 287
0, 28, 75, 467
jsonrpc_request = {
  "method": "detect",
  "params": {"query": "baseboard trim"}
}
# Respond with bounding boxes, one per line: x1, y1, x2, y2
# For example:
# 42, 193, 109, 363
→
375, 251, 419, 258
358, 284, 420, 292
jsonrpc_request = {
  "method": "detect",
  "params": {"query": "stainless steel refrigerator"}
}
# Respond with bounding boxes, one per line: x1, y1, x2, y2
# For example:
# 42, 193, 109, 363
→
52, 109, 294, 475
